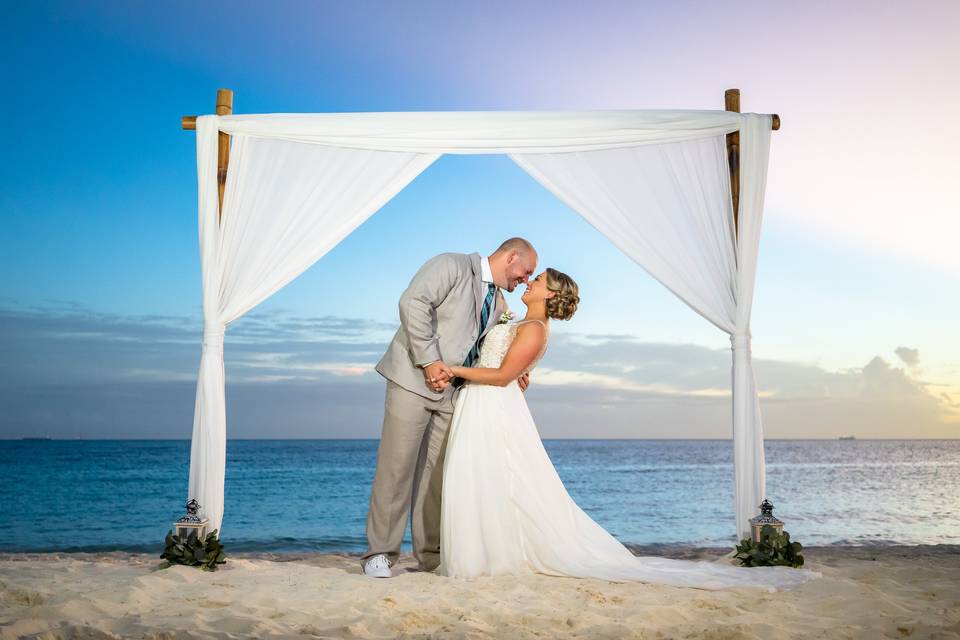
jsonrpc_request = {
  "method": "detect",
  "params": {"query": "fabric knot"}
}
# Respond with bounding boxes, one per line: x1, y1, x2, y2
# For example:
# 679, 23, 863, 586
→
730, 331, 752, 352
202, 324, 225, 351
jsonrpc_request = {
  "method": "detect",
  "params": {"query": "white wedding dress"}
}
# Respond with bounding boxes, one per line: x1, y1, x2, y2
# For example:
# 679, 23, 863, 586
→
437, 320, 820, 591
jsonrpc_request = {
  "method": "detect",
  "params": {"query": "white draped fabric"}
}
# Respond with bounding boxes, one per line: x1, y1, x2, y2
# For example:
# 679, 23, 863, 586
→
190, 120, 438, 533
731, 117, 773, 539
513, 113, 771, 537
188, 110, 773, 541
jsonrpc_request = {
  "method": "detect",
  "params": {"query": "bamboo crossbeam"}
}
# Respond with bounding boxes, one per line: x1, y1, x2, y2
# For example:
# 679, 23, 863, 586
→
180, 113, 782, 132
181, 87, 780, 231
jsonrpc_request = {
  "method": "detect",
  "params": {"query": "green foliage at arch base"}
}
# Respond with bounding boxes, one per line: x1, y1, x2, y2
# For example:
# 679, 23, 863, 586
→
734, 525, 805, 568
159, 528, 227, 572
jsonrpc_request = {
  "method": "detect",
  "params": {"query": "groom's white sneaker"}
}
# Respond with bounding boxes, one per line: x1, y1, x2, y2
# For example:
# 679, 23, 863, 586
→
363, 554, 392, 578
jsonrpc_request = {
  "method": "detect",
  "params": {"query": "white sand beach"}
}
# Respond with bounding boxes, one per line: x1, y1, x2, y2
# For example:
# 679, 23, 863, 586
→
1, 546, 958, 639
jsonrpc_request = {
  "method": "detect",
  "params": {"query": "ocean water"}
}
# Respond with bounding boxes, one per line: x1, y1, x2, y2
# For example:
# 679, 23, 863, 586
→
0, 439, 957, 553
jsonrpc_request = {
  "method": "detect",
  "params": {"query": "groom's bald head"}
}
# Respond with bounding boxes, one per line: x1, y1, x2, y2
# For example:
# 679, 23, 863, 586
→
489, 237, 537, 292
494, 237, 536, 258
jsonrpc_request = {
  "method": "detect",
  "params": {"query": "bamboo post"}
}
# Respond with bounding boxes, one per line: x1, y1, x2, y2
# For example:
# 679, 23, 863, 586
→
180, 89, 233, 222
725, 88, 741, 234
215, 89, 233, 221
725, 89, 781, 236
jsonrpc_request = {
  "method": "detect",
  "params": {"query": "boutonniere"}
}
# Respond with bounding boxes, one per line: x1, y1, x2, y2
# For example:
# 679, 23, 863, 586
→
498, 311, 515, 324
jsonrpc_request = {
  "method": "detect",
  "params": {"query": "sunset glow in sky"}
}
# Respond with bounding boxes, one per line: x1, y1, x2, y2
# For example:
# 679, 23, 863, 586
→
1, 1, 957, 438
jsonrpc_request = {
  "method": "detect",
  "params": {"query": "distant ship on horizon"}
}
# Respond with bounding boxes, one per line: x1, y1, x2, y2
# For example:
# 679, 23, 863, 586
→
839, 435, 857, 440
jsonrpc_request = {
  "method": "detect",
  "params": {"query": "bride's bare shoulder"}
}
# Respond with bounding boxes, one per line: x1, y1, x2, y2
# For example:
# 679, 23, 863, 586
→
514, 320, 547, 339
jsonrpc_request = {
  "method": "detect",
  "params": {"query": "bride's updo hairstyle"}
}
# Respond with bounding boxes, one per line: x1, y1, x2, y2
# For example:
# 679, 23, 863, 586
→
544, 268, 580, 321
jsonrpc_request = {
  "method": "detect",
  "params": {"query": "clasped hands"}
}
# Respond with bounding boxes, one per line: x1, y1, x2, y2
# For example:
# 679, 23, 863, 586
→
423, 361, 455, 392
423, 361, 530, 393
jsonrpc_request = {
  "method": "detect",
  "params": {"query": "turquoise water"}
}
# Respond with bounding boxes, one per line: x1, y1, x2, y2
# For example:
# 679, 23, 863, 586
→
0, 439, 957, 552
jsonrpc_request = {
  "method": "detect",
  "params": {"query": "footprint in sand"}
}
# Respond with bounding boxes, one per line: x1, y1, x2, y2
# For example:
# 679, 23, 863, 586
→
198, 599, 229, 608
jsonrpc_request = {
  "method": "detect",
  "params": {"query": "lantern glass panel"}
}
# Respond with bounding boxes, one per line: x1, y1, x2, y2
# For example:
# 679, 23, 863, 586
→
175, 519, 207, 541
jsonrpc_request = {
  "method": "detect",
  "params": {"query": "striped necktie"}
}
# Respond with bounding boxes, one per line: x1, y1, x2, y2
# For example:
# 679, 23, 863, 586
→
463, 283, 496, 368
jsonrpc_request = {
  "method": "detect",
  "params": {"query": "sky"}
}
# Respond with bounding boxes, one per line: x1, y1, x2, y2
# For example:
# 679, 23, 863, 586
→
1, 0, 958, 439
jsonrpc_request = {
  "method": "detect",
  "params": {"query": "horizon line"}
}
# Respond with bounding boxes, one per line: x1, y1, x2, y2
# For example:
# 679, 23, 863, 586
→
3, 437, 958, 442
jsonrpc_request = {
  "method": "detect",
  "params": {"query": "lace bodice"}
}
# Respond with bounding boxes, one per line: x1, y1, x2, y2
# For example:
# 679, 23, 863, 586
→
477, 320, 549, 374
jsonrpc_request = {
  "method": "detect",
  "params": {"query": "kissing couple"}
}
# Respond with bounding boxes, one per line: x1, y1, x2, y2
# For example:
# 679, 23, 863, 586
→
360, 237, 817, 591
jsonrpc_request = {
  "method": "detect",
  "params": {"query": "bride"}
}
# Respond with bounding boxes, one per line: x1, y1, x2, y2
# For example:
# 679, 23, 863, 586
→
436, 268, 819, 591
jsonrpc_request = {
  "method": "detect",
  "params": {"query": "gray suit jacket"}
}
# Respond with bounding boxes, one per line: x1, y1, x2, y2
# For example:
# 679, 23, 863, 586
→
376, 252, 508, 400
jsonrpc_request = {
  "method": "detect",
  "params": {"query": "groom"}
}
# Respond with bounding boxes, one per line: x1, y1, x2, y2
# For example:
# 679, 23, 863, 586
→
362, 238, 538, 577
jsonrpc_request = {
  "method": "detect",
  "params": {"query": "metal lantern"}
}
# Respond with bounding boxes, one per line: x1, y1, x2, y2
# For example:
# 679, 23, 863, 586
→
749, 499, 784, 542
174, 498, 208, 541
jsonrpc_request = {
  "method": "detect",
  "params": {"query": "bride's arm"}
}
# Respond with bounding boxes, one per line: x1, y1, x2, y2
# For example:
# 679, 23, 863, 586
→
450, 323, 546, 387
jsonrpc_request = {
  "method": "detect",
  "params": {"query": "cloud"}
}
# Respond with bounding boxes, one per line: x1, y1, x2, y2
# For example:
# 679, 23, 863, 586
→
895, 347, 920, 368
0, 305, 956, 439
0, 304, 393, 388
527, 334, 958, 438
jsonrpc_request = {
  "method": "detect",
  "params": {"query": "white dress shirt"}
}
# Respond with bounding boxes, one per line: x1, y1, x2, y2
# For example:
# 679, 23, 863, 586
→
481, 255, 494, 285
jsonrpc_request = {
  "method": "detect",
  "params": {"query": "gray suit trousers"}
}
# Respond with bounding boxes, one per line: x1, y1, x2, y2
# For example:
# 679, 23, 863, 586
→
363, 380, 455, 570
